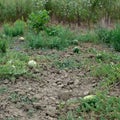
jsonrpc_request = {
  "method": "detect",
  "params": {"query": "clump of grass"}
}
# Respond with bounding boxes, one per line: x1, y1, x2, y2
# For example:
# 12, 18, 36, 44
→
95, 25, 120, 52
0, 39, 7, 53
26, 25, 75, 50
95, 26, 112, 44
53, 57, 82, 69
9, 91, 37, 104
77, 31, 98, 43
95, 51, 120, 63
3, 20, 25, 37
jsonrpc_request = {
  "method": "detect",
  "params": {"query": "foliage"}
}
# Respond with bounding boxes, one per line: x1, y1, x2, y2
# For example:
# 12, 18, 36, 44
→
28, 10, 50, 33
3, 20, 25, 37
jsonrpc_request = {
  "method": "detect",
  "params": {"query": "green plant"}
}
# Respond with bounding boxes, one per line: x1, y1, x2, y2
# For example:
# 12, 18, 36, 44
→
0, 87, 8, 94
53, 57, 82, 69
92, 63, 120, 87
28, 10, 50, 33
3, 20, 25, 37
26, 25, 75, 50
9, 92, 37, 104
95, 27, 112, 44
77, 31, 97, 43
0, 0, 33, 23
0, 39, 7, 53
111, 25, 120, 51
0, 51, 29, 78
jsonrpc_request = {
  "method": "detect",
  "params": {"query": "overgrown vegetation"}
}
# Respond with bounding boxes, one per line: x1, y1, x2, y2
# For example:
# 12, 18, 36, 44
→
0, 0, 120, 25
0, 1, 120, 120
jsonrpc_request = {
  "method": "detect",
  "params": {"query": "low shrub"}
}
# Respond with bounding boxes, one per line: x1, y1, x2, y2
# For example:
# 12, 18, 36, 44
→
28, 10, 50, 33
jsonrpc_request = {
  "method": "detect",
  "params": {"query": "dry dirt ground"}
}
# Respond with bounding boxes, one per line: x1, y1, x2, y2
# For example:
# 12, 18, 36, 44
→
0, 40, 120, 120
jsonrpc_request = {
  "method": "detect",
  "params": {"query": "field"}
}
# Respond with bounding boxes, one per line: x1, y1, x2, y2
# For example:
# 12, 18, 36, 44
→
0, 0, 120, 120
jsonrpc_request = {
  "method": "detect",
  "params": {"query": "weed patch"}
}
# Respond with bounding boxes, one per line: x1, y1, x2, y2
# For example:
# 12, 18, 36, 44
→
3, 20, 25, 37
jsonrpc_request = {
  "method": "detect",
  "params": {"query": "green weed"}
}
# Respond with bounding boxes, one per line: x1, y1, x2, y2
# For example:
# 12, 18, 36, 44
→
95, 26, 112, 44
26, 25, 75, 50
0, 39, 7, 53
9, 92, 37, 104
53, 57, 82, 69
92, 63, 120, 88
111, 25, 120, 52
3, 20, 25, 37
77, 31, 97, 43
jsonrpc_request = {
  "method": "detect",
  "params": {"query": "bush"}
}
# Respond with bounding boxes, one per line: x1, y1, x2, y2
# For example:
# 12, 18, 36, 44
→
28, 10, 50, 33
3, 20, 25, 37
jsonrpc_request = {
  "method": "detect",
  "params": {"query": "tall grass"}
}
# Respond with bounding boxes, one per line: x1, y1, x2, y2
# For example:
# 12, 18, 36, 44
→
0, 0, 33, 22
26, 25, 76, 50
